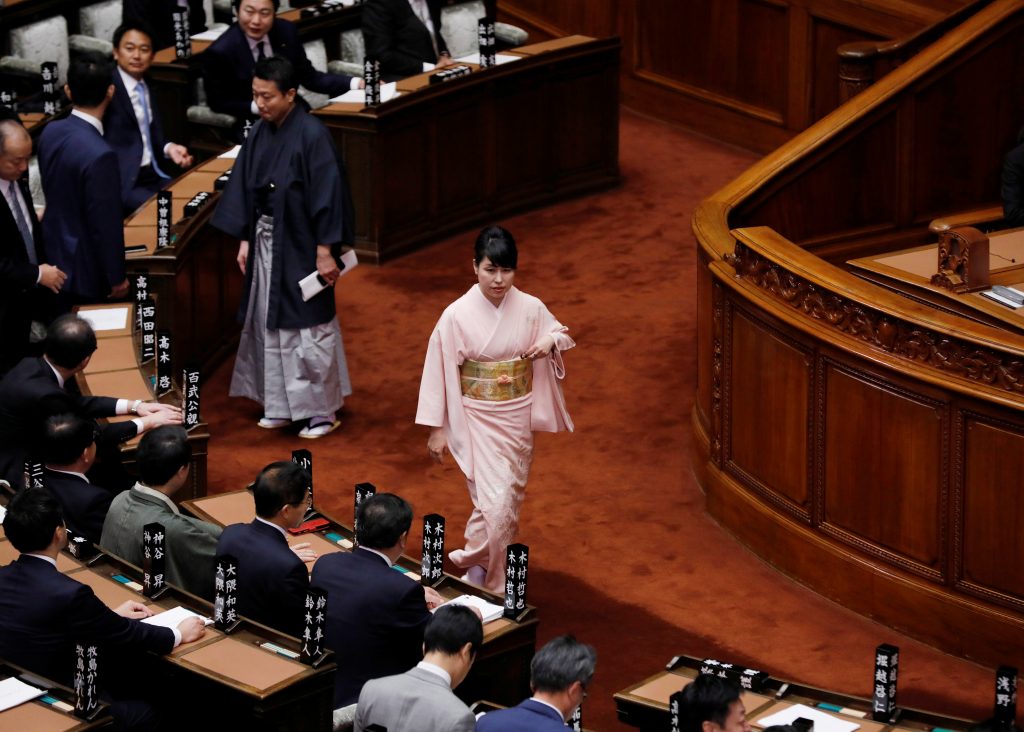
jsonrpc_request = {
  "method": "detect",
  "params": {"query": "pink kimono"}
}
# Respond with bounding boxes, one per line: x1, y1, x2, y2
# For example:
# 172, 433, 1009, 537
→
416, 285, 575, 592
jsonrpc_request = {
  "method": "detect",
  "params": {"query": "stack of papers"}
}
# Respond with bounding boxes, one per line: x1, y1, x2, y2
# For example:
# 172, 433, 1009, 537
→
454, 53, 520, 66
190, 24, 229, 42
78, 306, 129, 332
142, 606, 214, 629
0, 677, 45, 713
329, 82, 399, 105
439, 594, 504, 623
218, 145, 242, 160
757, 704, 861, 732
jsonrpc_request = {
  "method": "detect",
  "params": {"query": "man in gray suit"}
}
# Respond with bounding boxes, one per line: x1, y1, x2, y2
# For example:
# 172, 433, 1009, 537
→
101, 425, 221, 599
354, 603, 482, 732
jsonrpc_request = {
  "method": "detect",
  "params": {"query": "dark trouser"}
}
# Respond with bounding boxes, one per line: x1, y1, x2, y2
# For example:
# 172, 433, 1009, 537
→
123, 165, 168, 215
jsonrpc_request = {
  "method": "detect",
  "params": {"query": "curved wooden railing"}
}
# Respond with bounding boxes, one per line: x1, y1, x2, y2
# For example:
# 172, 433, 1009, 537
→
692, 0, 1024, 668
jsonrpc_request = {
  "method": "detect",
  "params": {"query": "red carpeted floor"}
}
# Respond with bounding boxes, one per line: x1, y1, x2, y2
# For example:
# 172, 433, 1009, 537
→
201, 109, 997, 729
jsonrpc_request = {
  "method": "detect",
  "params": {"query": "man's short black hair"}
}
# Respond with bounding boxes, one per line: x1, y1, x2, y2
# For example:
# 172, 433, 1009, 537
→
530, 635, 596, 694
355, 493, 412, 549
137, 426, 191, 486
232, 0, 280, 12
112, 21, 156, 49
423, 604, 483, 657
42, 413, 95, 466
254, 56, 297, 95
252, 461, 309, 518
679, 674, 743, 732
67, 51, 114, 108
474, 225, 518, 269
5, 488, 63, 553
44, 315, 97, 369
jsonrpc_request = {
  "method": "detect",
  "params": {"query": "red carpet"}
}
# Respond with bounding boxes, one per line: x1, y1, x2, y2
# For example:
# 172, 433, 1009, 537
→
202, 109, 997, 729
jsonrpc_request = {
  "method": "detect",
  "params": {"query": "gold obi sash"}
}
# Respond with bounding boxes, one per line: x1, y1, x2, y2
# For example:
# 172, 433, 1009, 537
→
460, 358, 533, 401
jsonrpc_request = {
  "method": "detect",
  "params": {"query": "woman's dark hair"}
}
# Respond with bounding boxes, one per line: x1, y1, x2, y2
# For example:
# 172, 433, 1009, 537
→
474, 225, 518, 269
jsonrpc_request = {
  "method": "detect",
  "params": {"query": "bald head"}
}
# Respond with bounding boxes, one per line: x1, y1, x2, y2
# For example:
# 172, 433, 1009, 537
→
0, 119, 31, 183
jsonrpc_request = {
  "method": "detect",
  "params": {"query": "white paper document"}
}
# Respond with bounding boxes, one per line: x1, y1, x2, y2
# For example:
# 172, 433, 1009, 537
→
438, 594, 504, 623
142, 606, 214, 629
329, 82, 399, 104
298, 249, 359, 302
454, 53, 520, 66
0, 677, 45, 713
78, 306, 129, 332
757, 704, 860, 732
191, 23, 229, 41
218, 145, 242, 159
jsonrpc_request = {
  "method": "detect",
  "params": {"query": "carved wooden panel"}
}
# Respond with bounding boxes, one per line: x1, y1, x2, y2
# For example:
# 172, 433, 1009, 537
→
726, 304, 813, 517
957, 415, 1024, 608
819, 360, 947, 578
697, 250, 714, 422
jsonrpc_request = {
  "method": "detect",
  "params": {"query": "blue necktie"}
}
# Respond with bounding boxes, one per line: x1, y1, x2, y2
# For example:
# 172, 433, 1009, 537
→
137, 81, 170, 180
7, 180, 36, 265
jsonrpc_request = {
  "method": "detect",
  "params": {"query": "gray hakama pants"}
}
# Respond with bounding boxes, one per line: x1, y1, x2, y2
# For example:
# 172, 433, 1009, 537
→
229, 215, 352, 421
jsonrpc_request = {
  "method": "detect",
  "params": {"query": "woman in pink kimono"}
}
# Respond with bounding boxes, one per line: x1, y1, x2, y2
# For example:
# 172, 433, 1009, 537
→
416, 226, 575, 593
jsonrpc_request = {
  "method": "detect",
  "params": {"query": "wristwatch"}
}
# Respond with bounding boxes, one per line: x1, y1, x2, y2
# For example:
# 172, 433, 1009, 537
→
130, 399, 142, 415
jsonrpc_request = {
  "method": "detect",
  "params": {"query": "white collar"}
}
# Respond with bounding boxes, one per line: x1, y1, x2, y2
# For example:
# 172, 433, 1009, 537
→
116, 65, 144, 93
358, 546, 394, 566
134, 483, 180, 514
25, 553, 57, 567
529, 697, 566, 722
255, 515, 288, 537
45, 467, 89, 483
416, 661, 451, 686
42, 356, 65, 388
71, 109, 104, 135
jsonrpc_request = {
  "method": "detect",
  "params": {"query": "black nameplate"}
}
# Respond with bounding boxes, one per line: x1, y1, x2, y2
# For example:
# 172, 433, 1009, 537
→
421, 513, 445, 585
133, 271, 149, 330
65, 527, 99, 562
872, 643, 899, 721
353, 482, 376, 535
23, 458, 43, 490
139, 298, 156, 362
156, 191, 172, 248
429, 65, 472, 84
503, 543, 528, 619
73, 644, 100, 719
142, 522, 167, 598
0, 90, 17, 112
669, 690, 684, 732
183, 191, 211, 218
241, 119, 254, 140
301, 588, 328, 665
215, 170, 232, 190
156, 330, 173, 395
478, 18, 497, 68
994, 665, 1018, 726
292, 449, 313, 514
569, 703, 582, 731
699, 658, 769, 692
40, 62, 59, 115
364, 57, 381, 106
182, 366, 200, 430
214, 554, 240, 632
172, 11, 191, 59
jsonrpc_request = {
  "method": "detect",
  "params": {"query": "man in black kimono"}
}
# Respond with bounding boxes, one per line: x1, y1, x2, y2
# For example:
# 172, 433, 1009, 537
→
211, 56, 353, 439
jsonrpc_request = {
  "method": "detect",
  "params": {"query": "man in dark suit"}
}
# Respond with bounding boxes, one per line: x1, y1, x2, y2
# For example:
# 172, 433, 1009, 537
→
362, 0, 453, 82
122, 0, 206, 52
674, 674, 752, 732
0, 116, 66, 373
475, 635, 597, 732
0, 314, 183, 489
215, 460, 314, 636
38, 51, 127, 312
202, 0, 360, 137
311, 493, 444, 718
0, 489, 205, 728
42, 413, 115, 544
105, 22, 195, 214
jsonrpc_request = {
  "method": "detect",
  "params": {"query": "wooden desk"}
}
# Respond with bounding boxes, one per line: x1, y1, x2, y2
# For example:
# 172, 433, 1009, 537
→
315, 35, 621, 262
0, 659, 113, 731
74, 303, 211, 499
183, 488, 539, 707
614, 656, 971, 732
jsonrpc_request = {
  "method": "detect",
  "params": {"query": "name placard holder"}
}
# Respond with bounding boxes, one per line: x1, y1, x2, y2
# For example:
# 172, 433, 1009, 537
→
503, 543, 528, 619
23, 458, 43, 490
300, 588, 329, 666
699, 658, 770, 692
66, 528, 99, 563
156, 191, 172, 249
172, 11, 191, 59
40, 62, 59, 116
421, 513, 445, 585
139, 298, 156, 362
669, 690, 684, 732
73, 644, 100, 720
994, 665, 1018, 726
0, 90, 17, 112
214, 554, 241, 633
183, 191, 211, 218
292, 449, 314, 515
872, 643, 900, 723
183, 366, 201, 431
354, 482, 376, 535
142, 521, 168, 598
364, 57, 381, 107
156, 330, 173, 395
133, 271, 149, 330
478, 18, 497, 68
569, 704, 582, 731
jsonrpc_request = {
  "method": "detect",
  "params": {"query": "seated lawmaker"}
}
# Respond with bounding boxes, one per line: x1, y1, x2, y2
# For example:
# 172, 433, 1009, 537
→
475, 635, 597, 732
105, 22, 195, 214
202, 0, 362, 135
0, 489, 205, 729
102, 426, 222, 600
676, 674, 752, 732
0, 314, 182, 489
362, 0, 455, 82
215, 461, 317, 635
354, 603, 482, 732
42, 413, 115, 544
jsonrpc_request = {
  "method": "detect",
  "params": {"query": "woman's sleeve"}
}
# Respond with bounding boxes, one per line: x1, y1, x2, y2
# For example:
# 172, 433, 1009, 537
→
415, 324, 447, 427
